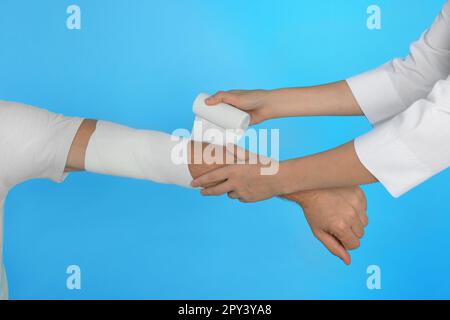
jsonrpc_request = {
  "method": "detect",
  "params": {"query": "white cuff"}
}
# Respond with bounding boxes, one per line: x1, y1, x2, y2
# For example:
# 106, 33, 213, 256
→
354, 120, 434, 198
347, 64, 406, 125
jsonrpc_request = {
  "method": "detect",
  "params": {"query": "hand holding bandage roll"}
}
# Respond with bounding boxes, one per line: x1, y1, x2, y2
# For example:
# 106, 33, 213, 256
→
192, 93, 250, 145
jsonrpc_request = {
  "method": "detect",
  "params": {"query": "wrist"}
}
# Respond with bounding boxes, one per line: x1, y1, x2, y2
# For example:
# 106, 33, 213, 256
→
281, 189, 323, 210
275, 160, 305, 195
265, 87, 308, 119
261, 89, 287, 120
256, 90, 277, 123
295, 190, 323, 207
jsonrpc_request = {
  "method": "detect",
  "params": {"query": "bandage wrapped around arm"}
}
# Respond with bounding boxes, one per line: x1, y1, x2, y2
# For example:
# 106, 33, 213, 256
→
85, 121, 193, 187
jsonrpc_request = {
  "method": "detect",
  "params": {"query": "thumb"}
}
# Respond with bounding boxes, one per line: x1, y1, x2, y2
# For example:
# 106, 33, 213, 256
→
205, 91, 239, 107
315, 230, 351, 265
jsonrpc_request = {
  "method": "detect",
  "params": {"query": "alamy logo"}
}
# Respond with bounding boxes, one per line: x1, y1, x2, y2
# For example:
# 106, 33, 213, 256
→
66, 5, 81, 30
66, 265, 82, 290
366, 265, 381, 290
367, 5, 382, 30
170, 126, 280, 176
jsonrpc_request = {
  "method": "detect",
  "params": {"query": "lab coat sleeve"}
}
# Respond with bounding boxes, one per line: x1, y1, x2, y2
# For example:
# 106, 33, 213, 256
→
347, 1, 450, 125
354, 75, 450, 197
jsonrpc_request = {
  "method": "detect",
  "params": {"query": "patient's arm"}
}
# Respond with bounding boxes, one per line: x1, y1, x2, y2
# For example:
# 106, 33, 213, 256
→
65, 119, 231, 180
65, 119, 368, 265
66, 119, 97, 171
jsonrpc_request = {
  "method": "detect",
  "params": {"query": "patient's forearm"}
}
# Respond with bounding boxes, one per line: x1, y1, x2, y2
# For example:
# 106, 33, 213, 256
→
268, 81, 363, 118
187, 142, 227, 180
66, 119, 228, 182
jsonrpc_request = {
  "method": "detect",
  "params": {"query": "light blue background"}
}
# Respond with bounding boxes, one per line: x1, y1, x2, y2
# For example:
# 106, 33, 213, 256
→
0, 0, 448, 299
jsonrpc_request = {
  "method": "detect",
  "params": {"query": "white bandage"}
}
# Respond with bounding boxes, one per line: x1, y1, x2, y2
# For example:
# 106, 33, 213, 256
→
85, 121, 193, 187
192, 93, 250, 145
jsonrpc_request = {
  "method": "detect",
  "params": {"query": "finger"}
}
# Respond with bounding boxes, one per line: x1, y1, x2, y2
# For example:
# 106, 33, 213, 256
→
228, 191, 240, 199
201, 181, 234, 196
331, 221, 361, 250
351, 187, 368, 225
191, 167, 231, 188
315, 231, 351, 265
205, 91, 239, 106
359, 210, 369, 227
351, 216, 365, 239
350, 199, 369, 227
338, 231, 361, 251
202, 180, 226, 188
342, 188, 369, 228
357, 187, 368, 211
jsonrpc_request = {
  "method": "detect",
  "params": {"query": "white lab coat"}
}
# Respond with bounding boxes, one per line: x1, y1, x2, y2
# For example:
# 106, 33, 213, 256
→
347, 1, 450, 197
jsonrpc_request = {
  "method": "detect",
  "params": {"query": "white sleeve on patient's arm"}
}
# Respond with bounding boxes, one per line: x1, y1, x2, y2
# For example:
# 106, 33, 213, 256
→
347, 1, 450, 125
355, 75, 450, 197
0, 101, 83, 187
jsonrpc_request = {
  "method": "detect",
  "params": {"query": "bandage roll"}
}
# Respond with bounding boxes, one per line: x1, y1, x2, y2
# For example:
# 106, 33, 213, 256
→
193, 93, 250, 130
85, 121, 193, 188
192, 93, 250, 145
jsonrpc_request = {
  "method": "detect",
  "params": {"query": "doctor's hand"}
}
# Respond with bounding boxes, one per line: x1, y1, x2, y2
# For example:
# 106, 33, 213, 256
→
205, 90, 275, 125
285, 186, 368, 265
191, 145, 285, 202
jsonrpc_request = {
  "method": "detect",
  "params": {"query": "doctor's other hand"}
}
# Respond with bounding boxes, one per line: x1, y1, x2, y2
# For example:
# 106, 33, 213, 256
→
286, 186, 368, 265
191, 145, 283, 202
205, 89, 274, 125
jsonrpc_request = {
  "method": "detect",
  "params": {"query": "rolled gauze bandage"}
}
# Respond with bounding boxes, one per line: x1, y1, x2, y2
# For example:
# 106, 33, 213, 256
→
85, 121, 193, 188
192, 93, 250, 145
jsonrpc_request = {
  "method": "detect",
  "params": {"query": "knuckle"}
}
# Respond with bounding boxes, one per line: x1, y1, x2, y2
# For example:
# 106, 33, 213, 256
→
346, 208, 358, 219
216, 91, 225, 98
352, 241, 361, 250
354, 187, 364, 199
364, 215, 369, 225
312, 229, 321, 239
349, 197, 361, 209
335, 221, 348, 235
337, 220, 348, 230
240, 192, 249, 200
